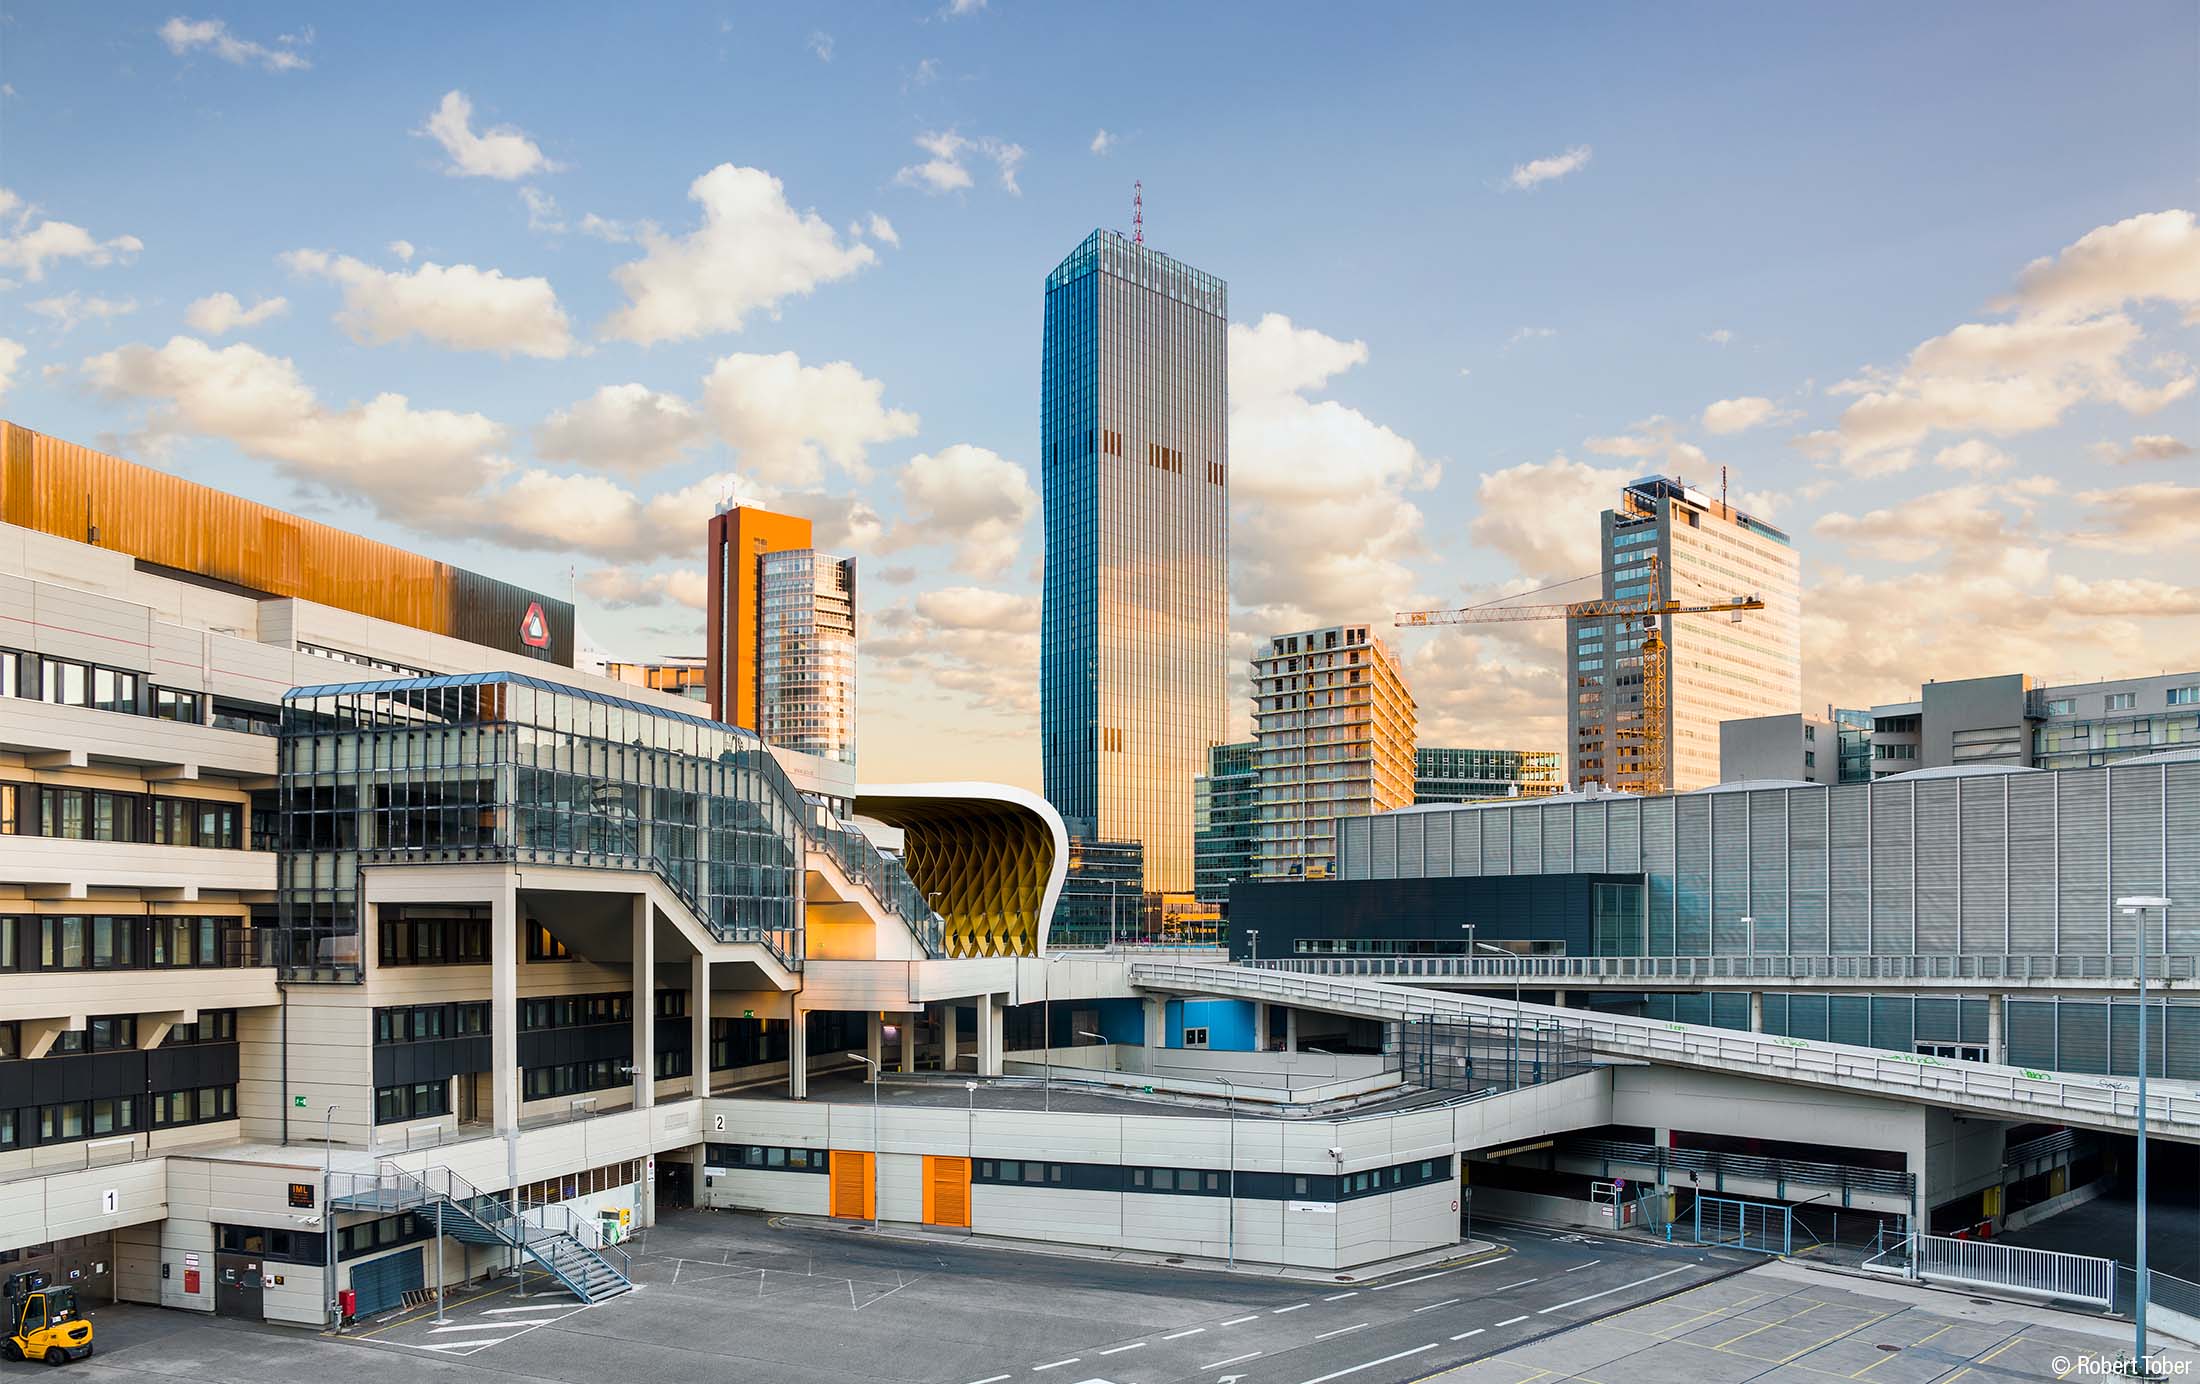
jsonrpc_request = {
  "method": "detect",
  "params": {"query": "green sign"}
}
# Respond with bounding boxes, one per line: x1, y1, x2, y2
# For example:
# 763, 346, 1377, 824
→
293, 1095, 308, 1109
743, 1009, 755, 1019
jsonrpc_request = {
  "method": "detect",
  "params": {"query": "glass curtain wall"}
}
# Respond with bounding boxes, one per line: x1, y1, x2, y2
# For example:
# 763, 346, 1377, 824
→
278, 672, 810, 980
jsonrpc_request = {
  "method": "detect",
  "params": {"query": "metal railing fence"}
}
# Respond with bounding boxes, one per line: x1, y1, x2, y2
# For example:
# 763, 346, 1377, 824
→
1126, 961, 2200, 1138
1867, 1231, 2115, 1310
1251, 952, 2200, 985
1563, 1136, 1914, 1201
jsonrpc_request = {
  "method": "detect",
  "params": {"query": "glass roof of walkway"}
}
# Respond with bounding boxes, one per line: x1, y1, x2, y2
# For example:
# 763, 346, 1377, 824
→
277, 670, 943, 981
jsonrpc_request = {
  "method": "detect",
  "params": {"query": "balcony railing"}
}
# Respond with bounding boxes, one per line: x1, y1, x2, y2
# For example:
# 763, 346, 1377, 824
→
1250, 952, 2200, 985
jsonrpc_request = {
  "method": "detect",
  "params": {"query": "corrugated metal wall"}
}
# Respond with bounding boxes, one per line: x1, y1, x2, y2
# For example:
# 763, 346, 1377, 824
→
1339, 760, 2200, 961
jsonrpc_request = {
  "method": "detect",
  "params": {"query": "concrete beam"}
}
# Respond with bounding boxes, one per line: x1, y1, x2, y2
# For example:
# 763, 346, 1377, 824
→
20, 1018, 69, 1061
26, 749, 86, 769
630, 893, 654, 1111
691, 953, 710, 1098
137, 1009, 196, 1049
141, 763, 200, 784
490, 884, 519, 1134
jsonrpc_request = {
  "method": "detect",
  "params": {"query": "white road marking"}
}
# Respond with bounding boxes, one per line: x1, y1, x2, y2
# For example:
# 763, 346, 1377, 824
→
1219, 1314, 1260, 1326
1536, 1265, 1691, 1314
1315, 1323, 1370, 1341
966, 1376, 1011, 1384
1411, 1297, 1460, 1313
484, 1303, 573, 1315
1202, 1350, 1262, 1370
417, 1340, 499, 1353
1098, 1342, 1145, 1355
1160, 1327, 1205, 1340
1031, 1358, 1080, 1371
1323, 1290, 1360, 1301
1564, 1258, 1603, 1273
1297, 1342, 1436, 1384
430, 1322, 522, 1333
1272, 1302, 1309, 1314
1450, 1327, 1485, 1342
1369, 1260, 1500, 1292
1495, 1314, 1528, 1326
1494, 1277, 1539, 1291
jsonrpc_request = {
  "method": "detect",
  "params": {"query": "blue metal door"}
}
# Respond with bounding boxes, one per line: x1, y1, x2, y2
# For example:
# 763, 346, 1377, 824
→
347, 1247, 424, 1316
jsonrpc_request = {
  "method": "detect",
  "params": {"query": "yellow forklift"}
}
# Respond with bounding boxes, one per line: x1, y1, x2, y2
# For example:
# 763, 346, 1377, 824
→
4, 1279, 94, 1365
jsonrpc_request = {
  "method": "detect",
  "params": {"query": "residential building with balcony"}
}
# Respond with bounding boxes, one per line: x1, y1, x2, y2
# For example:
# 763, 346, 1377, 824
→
1251, 624, 1416, 880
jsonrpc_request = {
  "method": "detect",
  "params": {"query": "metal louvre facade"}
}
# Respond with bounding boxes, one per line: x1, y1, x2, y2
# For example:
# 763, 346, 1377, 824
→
1339, 760, 2200, 960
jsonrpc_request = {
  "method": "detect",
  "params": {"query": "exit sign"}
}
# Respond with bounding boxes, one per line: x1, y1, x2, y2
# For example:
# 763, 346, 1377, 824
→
293, 1096, 308, 1109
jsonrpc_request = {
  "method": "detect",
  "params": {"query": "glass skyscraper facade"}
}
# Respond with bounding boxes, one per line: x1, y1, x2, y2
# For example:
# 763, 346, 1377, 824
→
1041, 229, 1229, 895
758, 549, 856, 765
1567, 476, 1801, 793
1193, 740, 1259, 905
1413, 747, 1563, 804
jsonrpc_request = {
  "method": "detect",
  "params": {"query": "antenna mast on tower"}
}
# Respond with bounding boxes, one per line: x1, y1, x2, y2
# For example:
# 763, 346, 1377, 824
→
1133, 180, 1143, 245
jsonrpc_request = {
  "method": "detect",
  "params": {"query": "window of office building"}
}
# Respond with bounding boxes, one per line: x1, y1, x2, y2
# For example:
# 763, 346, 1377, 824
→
2105, 692, 2136, 711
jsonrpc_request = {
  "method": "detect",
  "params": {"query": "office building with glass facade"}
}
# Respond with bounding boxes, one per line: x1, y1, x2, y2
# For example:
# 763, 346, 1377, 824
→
757, 548, 857, 765
1251, 624, 1416, 879
1193, 741, 1258, 906
1413, 747, 1562, 804
1040, 229, 1229, 897
1568, 476, 1801, 793
1866, 671, 2200, 778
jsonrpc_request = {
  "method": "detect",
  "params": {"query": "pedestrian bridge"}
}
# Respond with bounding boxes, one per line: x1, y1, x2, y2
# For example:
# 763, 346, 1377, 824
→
1248, 952, 2197, 994
1125, 961, 2200, 1143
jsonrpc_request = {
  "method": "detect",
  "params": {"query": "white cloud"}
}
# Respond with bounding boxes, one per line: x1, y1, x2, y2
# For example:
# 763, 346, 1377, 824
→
1931, 439, 2012, 475
1700, 396, 1792, 435
0, 189, 144, 282
1704, 328, 1735, 346
1090, 129, 1116, 156
78, 334, 763, 563
1506, 326, 1557, 348
284, 249, 576, 358
894, 130, 1025, 196
388, 239, 415, 262
866, 213, 899, 247
700, 351, 918, 487
1814, 478, 2057, 565
29, 292, 138, 333
1229, 314, 1441, 630
578, 566, 709, 611
2071, 481, 2200, 552
183, 292, 288, 335
867, 584, 1041, 723
1996, 209, 2200, 324
2092, 433, 2194, 464
808, 31, 834, 61
893, 445, 1038, 578
1470, 455, 1636, 584
419, 91, 558, 181
0, 339, 24, 399
945, 0, 986, 15
600, 164, 877, 345
520, 186, 565, 233
1507, 144, 1591, 190
1822, 211, 2199, 468
158, 17, 308, 71
2049, 574, 2200, 616
915, 586, 1038, 634
535, 383, 708, 475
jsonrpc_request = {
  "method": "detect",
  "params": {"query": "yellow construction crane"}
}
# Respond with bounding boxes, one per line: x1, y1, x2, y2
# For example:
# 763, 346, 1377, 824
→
1395, 556, 1765, 793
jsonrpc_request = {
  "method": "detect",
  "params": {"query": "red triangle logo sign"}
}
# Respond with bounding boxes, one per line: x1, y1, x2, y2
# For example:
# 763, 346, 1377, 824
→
518, 602, 551, 649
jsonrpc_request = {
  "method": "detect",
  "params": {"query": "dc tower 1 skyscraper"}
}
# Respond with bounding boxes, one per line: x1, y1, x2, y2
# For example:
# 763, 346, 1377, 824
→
1041, 228, 1229, 897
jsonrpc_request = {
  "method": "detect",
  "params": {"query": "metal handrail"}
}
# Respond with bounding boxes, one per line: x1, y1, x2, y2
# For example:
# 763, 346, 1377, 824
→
1127, 961, 2200, 1138
1249, 952, 2200, 984
799, 795, 946, 957
1562, 1136, 1914, 1198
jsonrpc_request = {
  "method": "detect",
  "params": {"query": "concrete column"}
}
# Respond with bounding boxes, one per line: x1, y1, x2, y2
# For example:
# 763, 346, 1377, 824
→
900, 1012, 918, 1073
977, 993, 1004, 1077
1143, 997, 1166, 1048
631, 895, 655, 1110
1552, 990, 1569, 1010
941, 1003, 960, 1073
788, 1001, 809, 1100
1986, 993, 2005, 1065
1285, 1007, 1299, 1054
1748, 991, 1764, 1034
690, 952, 710, 1099
1252, 1001, 1270, 1052
491, 880, 520, 1135
867, 1011, 884, 1082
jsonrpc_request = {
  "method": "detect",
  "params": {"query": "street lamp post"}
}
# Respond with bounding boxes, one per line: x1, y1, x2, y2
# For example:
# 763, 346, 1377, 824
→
1043, 952, 1070, 1112
1108, 881, 1118, 951
1740, 915, 1756, 966
851, 1054, 881, 1234
1078, 1030, 1114, 1074
2118, 894, 2172, 1376
1247, 930, 1260, 965
321, 1104, 338, 1329
1216, 1075, 1237, 1270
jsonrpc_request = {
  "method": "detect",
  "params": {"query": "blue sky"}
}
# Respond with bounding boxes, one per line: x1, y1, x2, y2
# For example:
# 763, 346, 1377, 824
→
2, 2, 2195, 788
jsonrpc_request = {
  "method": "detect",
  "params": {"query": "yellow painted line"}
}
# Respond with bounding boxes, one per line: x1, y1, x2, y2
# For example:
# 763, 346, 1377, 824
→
1776, 1310, 1894, 1365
